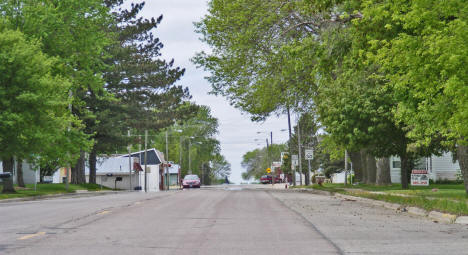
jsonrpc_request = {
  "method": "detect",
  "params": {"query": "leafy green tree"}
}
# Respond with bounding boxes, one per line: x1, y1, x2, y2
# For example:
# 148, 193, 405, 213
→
193, 0, 324, 120
0, 28, 76, 193
148, 105, 229, 184
354, 0, 468, 192
241, 144, 287, 180
1, 0, 115, 184
288, 113, 320, 185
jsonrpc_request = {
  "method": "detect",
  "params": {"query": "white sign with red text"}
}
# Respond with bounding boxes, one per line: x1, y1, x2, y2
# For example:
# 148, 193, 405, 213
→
411, 169, 429, 186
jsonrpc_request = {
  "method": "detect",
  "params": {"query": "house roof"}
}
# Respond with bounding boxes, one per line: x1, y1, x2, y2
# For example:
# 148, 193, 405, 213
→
85, 148, 164, 174
122, 148, 163, 165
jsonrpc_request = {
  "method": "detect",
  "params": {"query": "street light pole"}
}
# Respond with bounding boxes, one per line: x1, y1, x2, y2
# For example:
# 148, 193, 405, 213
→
144, 130, 148, 193
179, 136, 182, 187
344, 149, 348, 186
165, 131, 169, 190
66, 90, 72, 191
287, 106, 294, 186
128, 130, 132, 190
188, 139, 192, 174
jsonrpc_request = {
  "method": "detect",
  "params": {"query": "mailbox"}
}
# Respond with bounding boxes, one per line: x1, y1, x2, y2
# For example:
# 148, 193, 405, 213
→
0, 173, 12, 179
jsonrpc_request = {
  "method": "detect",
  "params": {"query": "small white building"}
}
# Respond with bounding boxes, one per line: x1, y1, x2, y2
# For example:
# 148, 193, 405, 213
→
166, 163, 181, 186
85, 148, 165, 191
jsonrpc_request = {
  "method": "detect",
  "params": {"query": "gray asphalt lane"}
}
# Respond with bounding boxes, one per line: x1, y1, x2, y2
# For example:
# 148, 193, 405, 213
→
1, 189, 340, 255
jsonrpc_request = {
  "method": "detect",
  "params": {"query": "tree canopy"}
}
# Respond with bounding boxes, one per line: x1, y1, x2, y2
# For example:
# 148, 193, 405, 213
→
196, 0, 468, 190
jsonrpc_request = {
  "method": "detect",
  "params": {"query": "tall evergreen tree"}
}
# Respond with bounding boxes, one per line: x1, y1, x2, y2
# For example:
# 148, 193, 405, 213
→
85, 1, 198, 183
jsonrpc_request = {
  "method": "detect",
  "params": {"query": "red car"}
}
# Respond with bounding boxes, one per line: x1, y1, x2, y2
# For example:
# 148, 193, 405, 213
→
182, 175, 201, 188
260, 175, 282, 184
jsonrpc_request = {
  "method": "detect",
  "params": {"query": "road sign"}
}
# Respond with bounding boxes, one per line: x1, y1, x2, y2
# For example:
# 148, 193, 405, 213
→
292, 155, 298, 166
266, 168, 271, 173
305, 149, 314, 160
281, 152, 288, 164
272, 161, 281, 168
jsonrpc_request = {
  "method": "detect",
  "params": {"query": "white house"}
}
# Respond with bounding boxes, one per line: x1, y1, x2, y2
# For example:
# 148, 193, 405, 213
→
390, 152, 459, 183
0, 160, 39, 185
327, 152, 460, 184
85, 148, 165, 191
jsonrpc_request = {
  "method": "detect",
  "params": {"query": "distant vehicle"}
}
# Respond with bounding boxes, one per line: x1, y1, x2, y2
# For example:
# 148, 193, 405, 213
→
182, 174, 201, 188
260, 175, 282, 184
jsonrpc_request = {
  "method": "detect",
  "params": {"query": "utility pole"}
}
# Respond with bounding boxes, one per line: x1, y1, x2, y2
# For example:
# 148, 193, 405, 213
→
144, 130, 148, 193
138, 136, 141, 188
270, 132, 274, 185
297, 117, 303, 186
344, 149, 348, 185
188, 139, 192, 174
179, 136, 182, 187
128, 130, 132, 190
201, 163, 204, 186
66, 90, 72, 191
165, 131, 169, 190
287, 106, 294, 186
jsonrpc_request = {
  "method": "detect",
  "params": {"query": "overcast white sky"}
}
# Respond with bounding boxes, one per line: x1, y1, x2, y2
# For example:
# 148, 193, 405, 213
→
134, 0, 290, 183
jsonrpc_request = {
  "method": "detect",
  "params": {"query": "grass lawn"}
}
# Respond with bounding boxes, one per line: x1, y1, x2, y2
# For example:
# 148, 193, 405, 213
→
294, 183, 468, 215
0, 183, 110, 200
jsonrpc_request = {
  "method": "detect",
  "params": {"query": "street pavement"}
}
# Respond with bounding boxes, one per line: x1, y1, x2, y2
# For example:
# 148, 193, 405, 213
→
1, 186, 468, 254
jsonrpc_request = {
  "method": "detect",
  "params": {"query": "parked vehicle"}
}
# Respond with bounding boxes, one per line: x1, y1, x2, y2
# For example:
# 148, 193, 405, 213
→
182, 174, 201, 188
260, 175, 282, 184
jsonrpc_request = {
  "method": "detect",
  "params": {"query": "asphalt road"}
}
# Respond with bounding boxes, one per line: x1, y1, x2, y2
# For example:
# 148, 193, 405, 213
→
1, 186, 468, 254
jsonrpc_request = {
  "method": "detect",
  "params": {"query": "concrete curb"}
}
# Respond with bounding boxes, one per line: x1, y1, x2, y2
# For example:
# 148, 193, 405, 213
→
383, 202, 402, 211
336, 193, 460, 224
0, 190, 130, 204
454, 216, 468, 225
323, 189, 463, 224
428, 211, 457, 224
265, 187, 467, 225
407, 207, 428, 217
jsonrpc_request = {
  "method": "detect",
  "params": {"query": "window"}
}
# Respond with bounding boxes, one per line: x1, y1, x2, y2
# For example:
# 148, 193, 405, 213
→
392, 160, 401, 168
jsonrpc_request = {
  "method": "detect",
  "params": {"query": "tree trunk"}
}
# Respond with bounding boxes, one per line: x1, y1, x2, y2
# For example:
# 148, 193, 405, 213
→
366, 153, 377, 184
16, 158, 25, 187
360, 149, 368, 184
400, 152, 410, 189
376, 157, 391, 185
1, 156, 16, 193
71, 150, 86, 184
89, 147, 97, 184
457, 143, 468, 195
349, 151, 363, 182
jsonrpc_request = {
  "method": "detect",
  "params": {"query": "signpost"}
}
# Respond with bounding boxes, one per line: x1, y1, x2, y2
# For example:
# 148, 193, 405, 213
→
266, 168, 271, 174
305, 149, 313, 185
304, 149, 314, 160
411, 169, 429, 186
